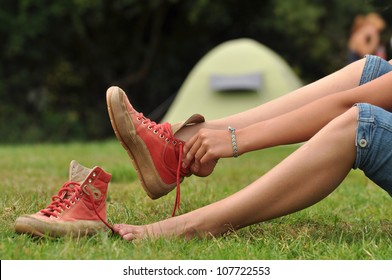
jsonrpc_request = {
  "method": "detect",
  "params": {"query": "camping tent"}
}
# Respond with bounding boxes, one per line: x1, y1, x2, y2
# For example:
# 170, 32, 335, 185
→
162, 38, 303, 123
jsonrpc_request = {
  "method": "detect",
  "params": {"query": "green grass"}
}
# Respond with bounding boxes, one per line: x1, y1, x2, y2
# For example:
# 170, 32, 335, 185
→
0, 139, 391, 260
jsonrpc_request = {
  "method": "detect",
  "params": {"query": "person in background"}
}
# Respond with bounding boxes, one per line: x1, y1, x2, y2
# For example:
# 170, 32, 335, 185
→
347, 13, 386, 63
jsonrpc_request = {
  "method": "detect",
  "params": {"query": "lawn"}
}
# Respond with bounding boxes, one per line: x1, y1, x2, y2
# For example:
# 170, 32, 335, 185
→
0, 139, 391, 260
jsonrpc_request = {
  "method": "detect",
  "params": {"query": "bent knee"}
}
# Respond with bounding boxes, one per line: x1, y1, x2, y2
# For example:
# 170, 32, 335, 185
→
335, 106, 359, 126
345, 106, 360, 119
319, 107, 359, 138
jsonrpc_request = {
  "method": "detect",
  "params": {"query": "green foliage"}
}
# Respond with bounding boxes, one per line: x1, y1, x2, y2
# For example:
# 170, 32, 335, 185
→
0, 0, 391, 143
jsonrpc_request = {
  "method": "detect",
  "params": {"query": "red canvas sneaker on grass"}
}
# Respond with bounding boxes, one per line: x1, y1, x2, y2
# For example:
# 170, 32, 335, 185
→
106, 86, 205, 215
14, 160, 113, 237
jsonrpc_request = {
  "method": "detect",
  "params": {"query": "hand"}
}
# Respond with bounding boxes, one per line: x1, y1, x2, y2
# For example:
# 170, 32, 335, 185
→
182, 128, 233, 173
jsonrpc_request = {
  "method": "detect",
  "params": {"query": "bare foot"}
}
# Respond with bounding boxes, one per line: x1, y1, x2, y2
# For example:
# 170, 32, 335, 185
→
113, 224, 147, 241
113, 221, 188, 241
113, 215, 200, 241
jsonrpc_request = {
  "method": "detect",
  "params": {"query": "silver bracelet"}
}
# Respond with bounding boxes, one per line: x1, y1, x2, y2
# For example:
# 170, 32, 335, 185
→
228, 126, 238, 158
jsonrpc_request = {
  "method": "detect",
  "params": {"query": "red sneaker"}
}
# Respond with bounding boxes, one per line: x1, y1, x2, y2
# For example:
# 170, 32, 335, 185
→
106, 86, 205, 215
14, 160, 113, 237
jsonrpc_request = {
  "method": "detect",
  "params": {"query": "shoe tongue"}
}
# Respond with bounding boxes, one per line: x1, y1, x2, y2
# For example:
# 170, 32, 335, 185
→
171, 114, 205, 135
68, 160, 92, 184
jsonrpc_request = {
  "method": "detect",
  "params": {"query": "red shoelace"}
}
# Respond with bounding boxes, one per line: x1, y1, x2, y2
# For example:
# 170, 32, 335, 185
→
40, 181, 114, 232
172, 142, 183, 217
137, 112, 184, 217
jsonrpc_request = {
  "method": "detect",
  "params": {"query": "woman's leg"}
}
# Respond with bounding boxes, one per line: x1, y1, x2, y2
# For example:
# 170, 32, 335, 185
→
114, 107, 359, 240
174, 58, 367, 141
182, 56, 392, 174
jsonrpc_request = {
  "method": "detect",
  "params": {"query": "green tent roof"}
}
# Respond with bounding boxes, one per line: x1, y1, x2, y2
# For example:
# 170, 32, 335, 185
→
163, 38, 302, 123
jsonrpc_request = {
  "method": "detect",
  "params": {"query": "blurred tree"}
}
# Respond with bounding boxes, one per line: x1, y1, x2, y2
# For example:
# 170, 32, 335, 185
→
0, 0, 390, 143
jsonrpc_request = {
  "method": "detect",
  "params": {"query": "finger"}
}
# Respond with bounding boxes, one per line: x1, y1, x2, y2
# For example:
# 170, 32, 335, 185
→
183, 136, 203, 168
199, 150, 215, 165
192, 146, 208, 172
182, 135, 196, 169
182, 133, 198, 160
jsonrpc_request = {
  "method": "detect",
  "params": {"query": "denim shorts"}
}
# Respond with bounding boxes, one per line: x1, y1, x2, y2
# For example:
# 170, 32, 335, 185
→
359, 55, 392, 85
353, 56, 392, 197
354, 103, 392, 196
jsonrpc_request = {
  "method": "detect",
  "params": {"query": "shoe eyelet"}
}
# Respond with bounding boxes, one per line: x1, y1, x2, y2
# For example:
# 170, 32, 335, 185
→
172, 141, 177, 145
147, 125, 152, 130
165, 138, 170, 143
153, 130, 158, 134
66, 205, 70, 209
137, 117, 141, 121
159, 134, 164, 139
70, 201, 75, 205
142, 121, 147, 125
92, 172, 96, 177
88, 178, 92, 183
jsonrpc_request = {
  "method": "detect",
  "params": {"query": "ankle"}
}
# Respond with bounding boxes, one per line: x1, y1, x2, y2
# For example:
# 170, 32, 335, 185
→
179, 212, 226, 239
